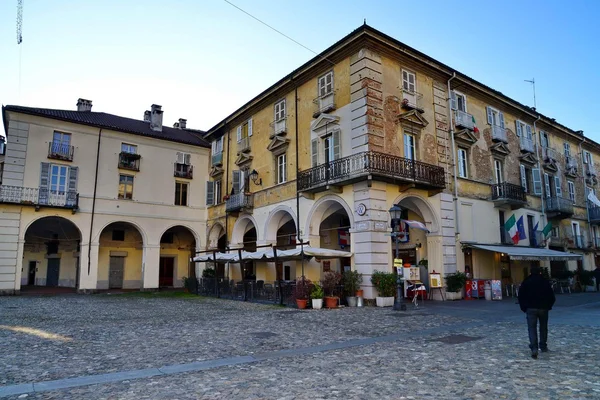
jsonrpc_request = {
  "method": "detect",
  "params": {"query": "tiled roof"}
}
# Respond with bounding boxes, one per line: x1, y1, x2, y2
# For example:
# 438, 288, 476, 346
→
2, 105, 209, 148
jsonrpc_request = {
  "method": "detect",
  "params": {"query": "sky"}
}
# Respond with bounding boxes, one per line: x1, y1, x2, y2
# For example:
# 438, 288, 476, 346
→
0, 0, 599, 139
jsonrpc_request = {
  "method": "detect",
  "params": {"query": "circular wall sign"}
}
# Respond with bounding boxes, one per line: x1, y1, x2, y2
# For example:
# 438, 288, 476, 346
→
356, 203, 367, 216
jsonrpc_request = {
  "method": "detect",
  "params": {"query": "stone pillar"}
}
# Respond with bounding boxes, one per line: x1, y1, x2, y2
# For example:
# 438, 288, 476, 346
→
14, 240, 25, 292
440, 193, 457, 274
142, 244, 160, 289
78, 242, 99, 292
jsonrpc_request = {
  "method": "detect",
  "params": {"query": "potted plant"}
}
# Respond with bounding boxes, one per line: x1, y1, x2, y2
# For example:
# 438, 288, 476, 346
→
293, 276, 312, 309
181, 276, 189, 292
310, 283, 324, 309
370, 270, 397, 307
445, 271, 467, 300
342, 270, 363, 307
580, 270, 595, 292
322, 271, 342, 308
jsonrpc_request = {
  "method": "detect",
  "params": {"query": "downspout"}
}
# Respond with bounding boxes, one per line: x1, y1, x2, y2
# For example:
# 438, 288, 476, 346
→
533, 116, 544, 234
293, 80, 301, 243
578, 136, 592, 249
225, 127, 230, 246
447, 73, 459, 235
87, 128, 102, 278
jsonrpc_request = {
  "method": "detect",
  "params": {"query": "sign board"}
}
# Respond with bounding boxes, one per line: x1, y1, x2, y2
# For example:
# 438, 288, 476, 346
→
491, 280, 502, 300
393, 258, 403, 267
404, 266, 420, 281
429, 273, 442, 289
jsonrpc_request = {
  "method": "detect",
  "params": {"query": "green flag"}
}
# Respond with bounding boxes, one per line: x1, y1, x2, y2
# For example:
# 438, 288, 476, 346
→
542, 222, 553, 237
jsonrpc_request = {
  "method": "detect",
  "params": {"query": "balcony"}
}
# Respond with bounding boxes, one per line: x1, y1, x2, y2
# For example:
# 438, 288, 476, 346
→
500, 229, 514, 245
520, 137, 534, 153
237, 137, 251, 153
313, 92, 336, 117
565, 156, 578, 175
118, 152, 141, 171
454, 110, 475, 130
491, 182, 527, 208
211, 152, 223, 166
564, 234, 586, 249
545, 196, 574, 219
400, 90, 424, 113
225, 192, 253, 213
174, 163, 193, 179
48, 141, 74, 161
297, 151, 445, 193
270, 118, 287, 137
542, 147, 557, 162
491, 125, 507, 143
589, 205, 600, 224
586, 163, 597, 177
0, 185, 78, 210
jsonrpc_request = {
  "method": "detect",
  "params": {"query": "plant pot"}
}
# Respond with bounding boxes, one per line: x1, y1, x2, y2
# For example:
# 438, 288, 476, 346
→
376, 296, 395, 307
355, 289, 364, 297
445, 291, 462, 301
324, 296, 338, 308
346, 296, 358, 307
311, 299, 323, 309
296, 299, 308, 309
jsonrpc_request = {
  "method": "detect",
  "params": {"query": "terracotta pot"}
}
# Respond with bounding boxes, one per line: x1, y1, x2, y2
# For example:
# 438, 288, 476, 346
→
296, 299, 308, 309
324, 296, 338, 308
355, 289, 364, 297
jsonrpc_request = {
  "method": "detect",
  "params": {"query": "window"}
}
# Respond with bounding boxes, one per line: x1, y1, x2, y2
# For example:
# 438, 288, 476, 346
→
118, 175, 134, 199
486, 106, 505, 127
404, 133, 415, 160
112, 230, 125, 241
175, 182, 188, 206
544, 173, 552, 197
551, 226, 559, 238
572, 222, 581, 242
540, 131, 549, 148
51, 131, 71, 155
554, 176, 562, 198
583, 150, 592, 164
564, 142, 571, 157
211, 137, 223, 155
520, 164, 528, 192
532, 168, 542, 195
318, 71, 333, 97
277, 154, 287, 184
275, 100, 286, 121
457, 148, 468, 178
205, 180, 221, 206
236, 119, 253, 142
176, 152, 191, 165
311, 139, 318, 167
402, 70, 416, 93
214, 180, 222, 204
50, 165, 69, 195
568, 181, 575, 203
494, 160, 503, 183
451, 91, 467, 112
515, 120, 532, 139
121, 143, 137, 154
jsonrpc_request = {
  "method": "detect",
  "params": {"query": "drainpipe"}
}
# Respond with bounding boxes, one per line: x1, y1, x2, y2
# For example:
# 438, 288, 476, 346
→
87, 128, 102, 279
578, 136, 592, 249
533, 116, 545, 234
293, 81, 301, 243
447, 73, 459, 235
225, 126, 230, 246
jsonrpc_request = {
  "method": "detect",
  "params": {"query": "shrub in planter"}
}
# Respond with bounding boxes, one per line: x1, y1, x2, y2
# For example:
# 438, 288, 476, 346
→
293, 276, 313, 309
202, 267, 216, 278
342, 270, 363, 296
310, 284, 324, 309
322, 271, 342, 308
445, 271, 467, 293
370, 270, 397, 298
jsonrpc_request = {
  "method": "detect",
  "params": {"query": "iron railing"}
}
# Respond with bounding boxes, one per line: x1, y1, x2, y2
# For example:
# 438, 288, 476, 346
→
174, 163, 193, 179
0, 185, 78, 209
297, 151, 445, 192
400, 90, 424, 111
586, 163, 597, 177
566, 156, 578, 171
237, 137, 251, 153
48, 141, 74, 161
454, 110, 475, 130
545, 196, 574, 216
491, 125, 507, 143
118, 152, 140, 171
542, 147, 557, 161
226, 192, 253, 212
270, 118, 287, 136
520, 137, 534, 153
313, 92, 336, 116
491, 182, 527, 203
564, 234, 586, 249
212, 152, 223, 166
588, 205, 600, 224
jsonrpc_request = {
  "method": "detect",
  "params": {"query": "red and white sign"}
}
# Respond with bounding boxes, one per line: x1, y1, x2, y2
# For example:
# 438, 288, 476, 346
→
338, 230, 350, 246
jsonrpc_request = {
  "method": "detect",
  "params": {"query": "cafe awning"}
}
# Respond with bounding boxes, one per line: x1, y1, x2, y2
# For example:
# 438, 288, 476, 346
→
192, 246, 352, 263
467, 244, 582, 261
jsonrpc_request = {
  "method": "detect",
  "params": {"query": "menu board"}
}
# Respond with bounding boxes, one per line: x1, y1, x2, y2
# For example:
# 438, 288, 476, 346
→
491, 280, 502, 300
429, 273, 442, 288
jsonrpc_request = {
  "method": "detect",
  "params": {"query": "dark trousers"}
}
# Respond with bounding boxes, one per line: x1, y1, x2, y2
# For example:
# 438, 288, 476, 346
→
526, 308, 549, 352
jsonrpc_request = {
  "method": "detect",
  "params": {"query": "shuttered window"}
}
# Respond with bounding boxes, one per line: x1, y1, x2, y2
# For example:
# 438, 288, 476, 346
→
458, 148, 468, 178
532, 168, 542, 195
564, 142, 571, 157
275, 100, 286, 121
494, 160, 503, 183
175, 182, 188, 206
486, 106, 504, 127
277, 154, 287, 184
206, 181, 214, 206
451, 91, 467, 112
402, 70, 416, 93
118, 175, 134, 200
318, 72, 333, 97
544, 173, 551, 198
404, 133, 415, 160
520, 164, 527, 192
311, 139, 318, 167
568, 181, 575, 203
554, 176, 562, 198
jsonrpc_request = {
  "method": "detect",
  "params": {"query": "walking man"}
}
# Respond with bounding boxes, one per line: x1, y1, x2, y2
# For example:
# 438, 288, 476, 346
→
518, 266, 555, 359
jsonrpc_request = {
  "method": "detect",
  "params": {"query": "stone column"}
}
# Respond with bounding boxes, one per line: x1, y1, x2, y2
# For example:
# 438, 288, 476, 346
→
142, 244, 160, 289
78, 242, 99, 292
14, 240, 25, 292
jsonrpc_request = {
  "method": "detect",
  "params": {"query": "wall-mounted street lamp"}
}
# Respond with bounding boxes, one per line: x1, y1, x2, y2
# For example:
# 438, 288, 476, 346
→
249, 169, 262, 185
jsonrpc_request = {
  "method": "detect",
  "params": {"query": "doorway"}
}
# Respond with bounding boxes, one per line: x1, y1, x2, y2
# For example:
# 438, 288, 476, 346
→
46, 258, 60, 287
27, 261, 37, 285
159, 257, 175, 287
109, 256, 125, 289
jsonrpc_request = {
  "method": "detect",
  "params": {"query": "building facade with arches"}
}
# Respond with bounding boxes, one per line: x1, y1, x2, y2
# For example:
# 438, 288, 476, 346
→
1, 102, 210, 294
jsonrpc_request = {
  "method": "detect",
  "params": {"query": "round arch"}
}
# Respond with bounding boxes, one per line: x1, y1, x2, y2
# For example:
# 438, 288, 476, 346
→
207, 222, 226, 249
159, 224, 200, 248
305, 195, 354, 238
21, 215, 83, 241
94, 220, 148, 244
392, 194, 440, 234
264, 205, 297, 243
231, 214, 259, 245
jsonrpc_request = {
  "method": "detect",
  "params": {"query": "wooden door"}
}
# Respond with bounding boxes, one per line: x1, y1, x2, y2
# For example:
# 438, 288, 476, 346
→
46, 259, 60, 287
109, 256, 124, 289
159, 257, 175, 287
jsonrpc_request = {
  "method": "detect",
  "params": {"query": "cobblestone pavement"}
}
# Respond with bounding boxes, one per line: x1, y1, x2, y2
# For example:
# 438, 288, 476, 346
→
1, 292, 600, 399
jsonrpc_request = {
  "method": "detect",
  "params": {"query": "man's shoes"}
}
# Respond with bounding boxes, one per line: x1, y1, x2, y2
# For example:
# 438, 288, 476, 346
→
531, 351, 538, 359
540, 348, 549, 353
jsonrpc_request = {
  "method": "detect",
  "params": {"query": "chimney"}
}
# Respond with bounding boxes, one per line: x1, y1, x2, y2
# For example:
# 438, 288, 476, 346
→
178, 118, 187, 129
76, 98, 93, 112
144, 110, 151, 122
150, 104, 163, 132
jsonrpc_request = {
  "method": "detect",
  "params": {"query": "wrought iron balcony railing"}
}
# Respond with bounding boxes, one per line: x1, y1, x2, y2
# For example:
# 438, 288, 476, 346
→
297, 151, 446, 192
520, 137, 534, 153
237, 137, 251, 153
313, 92, 336, 117
225, 192, 253, 212
542, 147, 557, 162
588, 205, 600, 224
491, 182, 527, 204
0, 185, 78, 209
174, 163, 193, 179
118, 152, 141, 171
586, 163, 597, 177
48, 141, 74, 161
545, 196, 574, 217
491, 125, 507, 143
565, 156, 578, 170
564, 234, 586, 249
454, 110, 475, 130
212, 152, 223, 166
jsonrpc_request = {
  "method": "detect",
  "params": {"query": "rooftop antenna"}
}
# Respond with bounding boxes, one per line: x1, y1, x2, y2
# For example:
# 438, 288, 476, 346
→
17, 0, 23, 44
524, 78, 536, 109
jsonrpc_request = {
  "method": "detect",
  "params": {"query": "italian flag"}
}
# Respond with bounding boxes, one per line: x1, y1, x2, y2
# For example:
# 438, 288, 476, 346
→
505, 214, 519, 244
472, 116, 479, 133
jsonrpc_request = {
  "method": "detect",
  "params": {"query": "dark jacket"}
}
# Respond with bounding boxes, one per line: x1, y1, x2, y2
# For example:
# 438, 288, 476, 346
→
518, 274, 555, 313
593, 267, 600, 281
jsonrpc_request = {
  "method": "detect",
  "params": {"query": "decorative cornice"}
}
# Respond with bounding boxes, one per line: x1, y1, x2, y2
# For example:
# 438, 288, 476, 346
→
397, 109, 429, 128
454, 129, 477, 146
267, 135, 290, 156
490, 142, 510, 157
